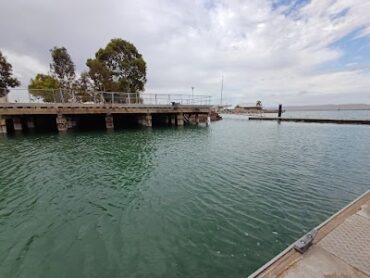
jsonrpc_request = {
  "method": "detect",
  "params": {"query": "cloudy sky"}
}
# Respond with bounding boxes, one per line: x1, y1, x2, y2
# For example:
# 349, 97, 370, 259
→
1, 0, 370, 105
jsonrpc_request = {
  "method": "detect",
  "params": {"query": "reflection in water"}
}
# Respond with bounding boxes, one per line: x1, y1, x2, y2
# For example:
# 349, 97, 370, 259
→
0, 118, 369, 277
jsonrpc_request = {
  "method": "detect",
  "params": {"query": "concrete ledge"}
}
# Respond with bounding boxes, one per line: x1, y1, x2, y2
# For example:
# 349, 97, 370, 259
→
249, 117, 370, 125
0, 103, 211, 115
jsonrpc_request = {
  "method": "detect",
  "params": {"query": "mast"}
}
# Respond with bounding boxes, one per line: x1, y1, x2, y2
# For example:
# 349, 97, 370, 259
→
220, 75, 224, 106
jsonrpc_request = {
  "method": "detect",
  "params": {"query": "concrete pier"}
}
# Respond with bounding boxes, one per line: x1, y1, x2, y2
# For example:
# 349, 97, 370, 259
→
27, 118, 35, 129
0, 116, 6, 134
195, 114, 199, 125
206, 114, 211, 126
12, 117, 22, 132
170, 114, 176, 126
250, 190, 370, 277
138, 113, 152, 127
0, 103, 212, 134
176, 113, 184, 126
56, 114, 68, 132
105, 114, 114, 130
249, 116, 370, 125
144, 113, 152, 127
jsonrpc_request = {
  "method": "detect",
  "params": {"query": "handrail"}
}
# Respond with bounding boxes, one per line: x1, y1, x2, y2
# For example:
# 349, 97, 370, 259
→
1, 88, 212, 106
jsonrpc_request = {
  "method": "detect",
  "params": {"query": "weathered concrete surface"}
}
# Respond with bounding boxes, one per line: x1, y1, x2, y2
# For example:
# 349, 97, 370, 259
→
27, 118, 35, 129
0, 103, 212, 133
0, 103, 211, 115
0, 116, 6, 134
105, 114, 114, 130
176, 113, 184, 126
281, 247, 368, 278
13, 117, 22, 131
251, 190, 370, 278
56, 114, 68, 132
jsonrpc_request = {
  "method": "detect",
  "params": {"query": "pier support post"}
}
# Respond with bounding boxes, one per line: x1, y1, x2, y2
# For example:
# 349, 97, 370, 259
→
56, 114, 68, 132
195, 114, 199, 125
206, 114, 211, 127
27, 117, 35, 130
138, 114, 151, 127
140, 113, 152, 127
164, 115, 170, 125
170, 114, 176, 126
67, 118, 73, 129
0, 116, 7, 134
176, 113, 184, 126
13, 117, 23, 132
105, 114, 114, 130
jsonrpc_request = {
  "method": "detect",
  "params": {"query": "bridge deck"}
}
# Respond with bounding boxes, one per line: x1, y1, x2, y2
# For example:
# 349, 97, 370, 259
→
0, 103, 211, 115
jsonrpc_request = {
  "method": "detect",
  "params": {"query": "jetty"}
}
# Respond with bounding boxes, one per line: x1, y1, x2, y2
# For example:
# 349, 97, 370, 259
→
249, 117, 370, 125
250, 190, 370, 277
0, 91, 213, 134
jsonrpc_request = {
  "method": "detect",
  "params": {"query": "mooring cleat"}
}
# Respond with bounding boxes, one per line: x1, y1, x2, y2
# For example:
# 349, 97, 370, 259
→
294, 229, 317, 254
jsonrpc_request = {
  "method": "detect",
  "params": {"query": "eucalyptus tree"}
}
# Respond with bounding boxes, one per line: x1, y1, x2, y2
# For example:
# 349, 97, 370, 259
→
0, 50, 20, 97
50, 46, 76, 89
86, 38, 147, 94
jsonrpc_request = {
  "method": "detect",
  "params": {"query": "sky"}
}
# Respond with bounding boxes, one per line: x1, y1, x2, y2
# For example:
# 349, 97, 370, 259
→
1, 0, 370, 106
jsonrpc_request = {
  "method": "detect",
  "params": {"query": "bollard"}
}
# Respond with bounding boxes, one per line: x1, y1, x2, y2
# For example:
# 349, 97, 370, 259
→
278, 104, 282, 118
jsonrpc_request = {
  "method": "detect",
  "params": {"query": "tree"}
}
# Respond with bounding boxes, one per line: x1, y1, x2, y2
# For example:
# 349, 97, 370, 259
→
86, 38, 146, 93
28, 74, 59, 102
0, 50, 20, 97
74, 72, 95, 102
50, 47, 76, 89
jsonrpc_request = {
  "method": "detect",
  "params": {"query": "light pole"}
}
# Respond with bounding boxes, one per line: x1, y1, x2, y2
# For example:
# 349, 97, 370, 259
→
191, 86, 194, 104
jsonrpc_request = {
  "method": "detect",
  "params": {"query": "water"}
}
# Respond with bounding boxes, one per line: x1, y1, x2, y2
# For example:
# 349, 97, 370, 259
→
1, 113, 370, 277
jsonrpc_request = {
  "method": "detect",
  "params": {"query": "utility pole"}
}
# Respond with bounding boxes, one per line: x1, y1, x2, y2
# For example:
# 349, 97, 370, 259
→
220, 75, 224, 106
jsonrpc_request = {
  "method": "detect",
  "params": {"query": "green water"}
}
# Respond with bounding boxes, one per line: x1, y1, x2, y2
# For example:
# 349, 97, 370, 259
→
1, 115, 370, 277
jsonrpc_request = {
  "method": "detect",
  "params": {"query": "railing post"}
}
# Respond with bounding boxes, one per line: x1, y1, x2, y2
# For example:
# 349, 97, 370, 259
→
155, 94, 158, 105
111, 92, 114, 104
128, 93, 131, 104
59, 88, 64, 103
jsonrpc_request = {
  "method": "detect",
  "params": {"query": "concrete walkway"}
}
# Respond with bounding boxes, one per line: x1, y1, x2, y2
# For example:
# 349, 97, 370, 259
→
250, 190, 370, 277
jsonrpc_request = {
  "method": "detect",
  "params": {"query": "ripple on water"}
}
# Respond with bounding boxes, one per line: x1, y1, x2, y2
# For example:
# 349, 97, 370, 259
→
1, 117, 370, 277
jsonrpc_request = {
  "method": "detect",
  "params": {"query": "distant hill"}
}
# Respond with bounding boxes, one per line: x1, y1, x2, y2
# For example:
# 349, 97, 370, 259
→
282, 104, 370, 111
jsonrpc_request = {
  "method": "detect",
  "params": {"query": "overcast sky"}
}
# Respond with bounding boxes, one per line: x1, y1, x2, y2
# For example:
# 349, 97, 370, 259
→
1, 0, 370, 105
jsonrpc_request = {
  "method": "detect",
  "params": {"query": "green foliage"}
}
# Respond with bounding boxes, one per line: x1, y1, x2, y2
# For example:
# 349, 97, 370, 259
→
0, 50, 20, 97
86, 38, 147, 93
73, 72, 95, 102
28, 74, 59, 102
50, 47, 76, 89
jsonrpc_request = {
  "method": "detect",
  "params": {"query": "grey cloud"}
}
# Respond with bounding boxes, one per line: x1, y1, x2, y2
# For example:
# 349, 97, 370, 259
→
1, 0, 370, 105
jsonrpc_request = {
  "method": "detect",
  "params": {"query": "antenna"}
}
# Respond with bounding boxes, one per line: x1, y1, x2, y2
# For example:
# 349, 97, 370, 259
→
220, 75, 224, 106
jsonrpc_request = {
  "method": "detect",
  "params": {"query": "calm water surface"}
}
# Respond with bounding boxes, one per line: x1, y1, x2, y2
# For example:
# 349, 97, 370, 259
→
1, 114, 370, 277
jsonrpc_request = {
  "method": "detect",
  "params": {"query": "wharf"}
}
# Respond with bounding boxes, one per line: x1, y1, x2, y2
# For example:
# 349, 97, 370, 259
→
250, 190, 370, 277
248, 117, 370, 125
0, 103, 212, 133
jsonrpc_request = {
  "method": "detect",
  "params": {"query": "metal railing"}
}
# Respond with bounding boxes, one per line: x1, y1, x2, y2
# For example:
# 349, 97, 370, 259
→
1, 88, 212, 106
